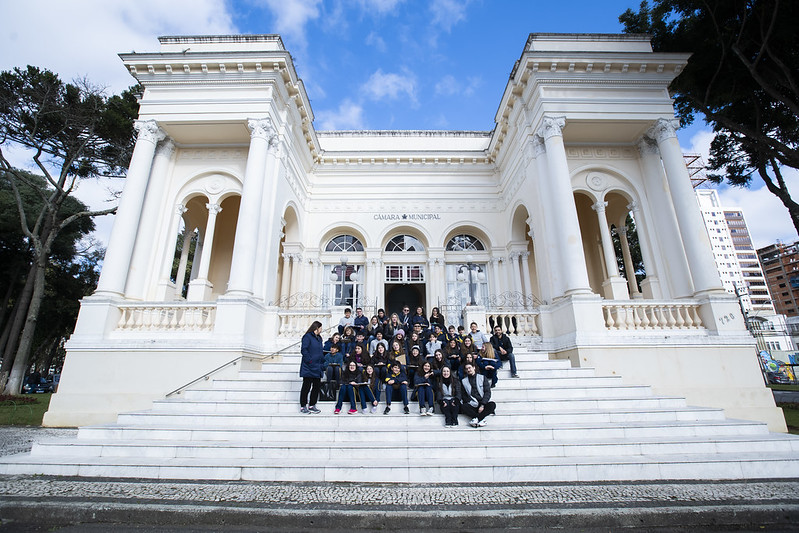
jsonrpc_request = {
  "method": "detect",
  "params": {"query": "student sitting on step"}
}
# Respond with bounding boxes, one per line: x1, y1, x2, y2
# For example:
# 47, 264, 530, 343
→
406, 345, 424, 389
340, 325, 356, 358
459, 352, 477, 380
443, 337, 462, 375
388, 338, 407, 367
437, 365, 461, 427
346, 343, 370, 371
354, 366, 379, 414
334, 360, 361, 415
384, 361, 410, 415
461, 362, 496, 427
429, 349, 450, 387
476, 343, 501, 388
323, 344, 344, 392
363, 364, 381, 412
371, 342, 390, 385
414, 361, 436, 415
425, 332, 442, 359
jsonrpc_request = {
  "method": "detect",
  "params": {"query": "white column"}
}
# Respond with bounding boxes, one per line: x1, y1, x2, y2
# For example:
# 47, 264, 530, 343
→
510, 252, 523, 295
187, 202, 222, 301
649, 119, 724, 295
312, 259, 323, 298
619, 227, 642, 298
190, 233, 203, 282
252, 145, 282, 301
627, 200, 662, 298
427, 258, 438, 309
226, 118, 276, 297
173, 226, 193, 298
280, 253, 293, 305
591, 200, 629, 300
156, 203, 187, 299
537, 116, 592, 295
95, 120, 165, 296
519, 251, 533, 308
532, 139, 563, 299
490, 257, 502, 297
637, 137, 692, 297
289, 253, 302, 297
125, 138, 176, 299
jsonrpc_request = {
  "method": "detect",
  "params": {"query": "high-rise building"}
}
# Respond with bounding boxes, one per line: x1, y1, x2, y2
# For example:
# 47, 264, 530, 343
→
695, 188, 774, 315
758, 241, 799, 317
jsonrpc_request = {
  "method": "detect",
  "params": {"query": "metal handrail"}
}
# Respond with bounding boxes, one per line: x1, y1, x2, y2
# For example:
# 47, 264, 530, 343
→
165, 325, 336, 397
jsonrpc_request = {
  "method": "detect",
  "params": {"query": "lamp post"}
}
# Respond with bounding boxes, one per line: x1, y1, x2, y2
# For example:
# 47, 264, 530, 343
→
330, 255, 349, 306
457, 255, 486, 306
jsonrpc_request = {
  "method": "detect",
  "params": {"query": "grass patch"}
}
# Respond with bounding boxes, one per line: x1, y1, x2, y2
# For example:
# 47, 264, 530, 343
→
767, 384, 799, 392
0, 393, 52, 426
776, 403, 799, 435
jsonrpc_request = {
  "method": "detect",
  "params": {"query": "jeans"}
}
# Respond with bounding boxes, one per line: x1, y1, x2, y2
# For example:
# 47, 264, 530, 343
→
416, 385, 434, 408
335, 384, 356, 410
374, 365, 388, 384
461, 401, 496, 422
359, 385, 377, 409
325, 365, 341, 384
439, 398, 460, 425
504, 351, 518, 375
300, 377, 321, 407
385, 383, 408, 406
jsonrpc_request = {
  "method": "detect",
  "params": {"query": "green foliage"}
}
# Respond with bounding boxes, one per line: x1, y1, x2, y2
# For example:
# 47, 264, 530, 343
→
620, 0, 799, 234
0, 393, 51, 426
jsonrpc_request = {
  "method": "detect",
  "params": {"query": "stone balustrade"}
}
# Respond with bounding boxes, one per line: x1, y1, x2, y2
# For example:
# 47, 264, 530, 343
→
487, 310, 540, 336
116, 304, 216, 331
602, 301, 704, 331
278, 310, 332, 338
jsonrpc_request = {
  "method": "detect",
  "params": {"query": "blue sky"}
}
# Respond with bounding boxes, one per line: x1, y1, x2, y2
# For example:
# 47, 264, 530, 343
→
0, 0, 796, 248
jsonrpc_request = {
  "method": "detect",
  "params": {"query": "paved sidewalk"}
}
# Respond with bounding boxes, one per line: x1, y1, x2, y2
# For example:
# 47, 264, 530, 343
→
1, 427, 798, 531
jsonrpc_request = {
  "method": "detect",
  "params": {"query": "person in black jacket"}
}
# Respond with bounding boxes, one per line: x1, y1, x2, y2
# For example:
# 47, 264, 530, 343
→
437, 365, 461, 427
461, 362, 496, 427
384, 361, 409, 415
335, 360, 361, 414
490, 325, 519, 378
413, 360, 436, 415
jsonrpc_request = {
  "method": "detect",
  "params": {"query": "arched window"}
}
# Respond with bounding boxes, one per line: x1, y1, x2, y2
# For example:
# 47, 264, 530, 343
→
325, 235, 364, 252
385, 234, 425, 252
446, 234, 485, 251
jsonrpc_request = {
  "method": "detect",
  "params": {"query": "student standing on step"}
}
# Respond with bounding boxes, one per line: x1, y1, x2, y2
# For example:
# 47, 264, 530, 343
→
299, 321, 324, 414
491, 325, 519, 378
461, 362, 496, 427
437, 366, 461, 427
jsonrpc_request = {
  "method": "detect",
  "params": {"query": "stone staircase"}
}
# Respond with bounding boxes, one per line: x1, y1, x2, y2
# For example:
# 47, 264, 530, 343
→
2, 345, 799, 482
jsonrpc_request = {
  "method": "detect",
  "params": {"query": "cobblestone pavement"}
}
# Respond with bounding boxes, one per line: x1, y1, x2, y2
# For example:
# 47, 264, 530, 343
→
0, 476, 798, 509
0, 427, 77, 457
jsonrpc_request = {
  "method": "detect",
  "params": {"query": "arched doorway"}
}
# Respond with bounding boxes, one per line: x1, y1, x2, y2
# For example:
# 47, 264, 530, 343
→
385, 284, 426, 317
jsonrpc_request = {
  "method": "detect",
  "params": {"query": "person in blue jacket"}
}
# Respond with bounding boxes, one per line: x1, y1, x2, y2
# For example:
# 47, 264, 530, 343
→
383, 361, 409, 415
299, 321, 324, 414
323, 344, 344, 391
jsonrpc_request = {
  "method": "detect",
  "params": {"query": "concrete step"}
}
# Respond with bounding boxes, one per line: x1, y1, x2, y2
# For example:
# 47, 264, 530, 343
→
3, 450, 798, 482
137, 404, 726, 425
30, 433, 799, 461
74, 418, 769, 444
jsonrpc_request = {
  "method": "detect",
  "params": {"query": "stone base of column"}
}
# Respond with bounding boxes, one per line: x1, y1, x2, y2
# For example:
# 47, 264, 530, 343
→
641, 277, 662, 299
695, 292, 749, 335
602, 277, 630, 300
156, 280, 178, 301
463, 305, 487, 332
187, 279, 214, 302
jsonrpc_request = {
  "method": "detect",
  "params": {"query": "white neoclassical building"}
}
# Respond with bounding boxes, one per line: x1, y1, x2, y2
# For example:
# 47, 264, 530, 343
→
44, 33, 784, 431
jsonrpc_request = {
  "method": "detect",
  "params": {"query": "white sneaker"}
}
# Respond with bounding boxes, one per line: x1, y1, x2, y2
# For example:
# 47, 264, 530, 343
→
426, 408, 433, 416
370, 406, 377, 414
477, 419, 487, 427
470, 417, 479, 427
419, 409, 426, 416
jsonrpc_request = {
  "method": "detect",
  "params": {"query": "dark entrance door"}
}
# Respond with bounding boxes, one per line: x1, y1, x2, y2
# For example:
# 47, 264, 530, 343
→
384, 284, 426, 317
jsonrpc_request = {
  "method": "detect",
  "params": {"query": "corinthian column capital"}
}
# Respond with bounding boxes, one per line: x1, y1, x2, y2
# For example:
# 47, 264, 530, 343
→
247, 117, 277, 142
537, 116, 566, 141
648, 118, 680, 144
134, 120, 166, 144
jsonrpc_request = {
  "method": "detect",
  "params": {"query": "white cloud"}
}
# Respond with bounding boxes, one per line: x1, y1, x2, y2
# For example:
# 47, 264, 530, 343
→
361, 68, 418, 106
355, 0, 405, 15
435, 74, 481, 97
683, 128, 798, 248
366, 31, 387, 52
0, 0, 237, 94
261, 0, 322, 51
315, 99, 366, 130
429, 0, 469, 32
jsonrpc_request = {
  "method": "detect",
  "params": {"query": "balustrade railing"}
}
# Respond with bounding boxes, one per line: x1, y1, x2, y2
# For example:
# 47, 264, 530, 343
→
602, 301, 704, 331
278, 310, 333, 338
487, 311, 540, 336
116, 303, 216, 332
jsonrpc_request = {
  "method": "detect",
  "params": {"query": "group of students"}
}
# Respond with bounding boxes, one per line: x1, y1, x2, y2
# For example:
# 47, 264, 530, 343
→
299, 305, 518, 428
